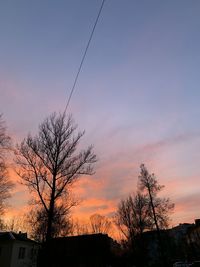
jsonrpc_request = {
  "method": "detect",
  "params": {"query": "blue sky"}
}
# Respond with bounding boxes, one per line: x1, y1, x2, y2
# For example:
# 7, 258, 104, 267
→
1, 0, 200, 225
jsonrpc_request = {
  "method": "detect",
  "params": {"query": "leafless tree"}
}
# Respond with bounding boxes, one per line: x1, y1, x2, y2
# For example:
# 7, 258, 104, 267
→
0, 114, 13, 216
138, 164, 174, 231
90, 213, 112, 235
138, 164, 174, 267
0, 114, 11, 153
15, 112, 97, 241
0, 218, 5, 230
115, 193, 150, 245
3, 215, 29, 233
27, 204, 74, 242
71, 218, 90, 236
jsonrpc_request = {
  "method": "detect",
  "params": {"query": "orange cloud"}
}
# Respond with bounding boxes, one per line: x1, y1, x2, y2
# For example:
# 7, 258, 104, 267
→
72, 197, 116, 220
4, 119, 200, 233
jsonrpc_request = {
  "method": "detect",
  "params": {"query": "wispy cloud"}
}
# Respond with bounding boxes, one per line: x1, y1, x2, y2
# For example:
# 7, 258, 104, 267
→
139, 132, 200, 154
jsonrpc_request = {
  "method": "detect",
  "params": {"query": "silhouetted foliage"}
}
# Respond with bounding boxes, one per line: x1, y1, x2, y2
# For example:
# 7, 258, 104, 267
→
115, 193, 150, 243
90, 213, 112, 235
138, 164, 174, 267
15, 112, 97, 241
27, 205, 74, 242
3, 215, 28, 232
139, 164, 174, 230
115, 164, 174, 267
0, 114, 11, 153
115, 192, 152, 267
71, 218, 90, 236
0, 114, 13, 216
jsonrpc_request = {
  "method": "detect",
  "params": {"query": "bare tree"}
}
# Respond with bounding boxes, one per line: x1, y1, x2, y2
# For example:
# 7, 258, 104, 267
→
0, 163, 13, 215
138, 164, 174, 231
3, 215, 29, 233
71, 218, 90, 236
27, 205, 74, 242
0, 114, 13, 216
138, 164, 174, 267
90, 213, 112, 235
0, 114, 11, 153
15, 112, 97, 241
115, 193, 150, 245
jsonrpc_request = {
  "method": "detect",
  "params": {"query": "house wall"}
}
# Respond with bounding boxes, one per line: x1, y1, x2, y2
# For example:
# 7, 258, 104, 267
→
10, 241, 38, 267
0, 240, 13, 267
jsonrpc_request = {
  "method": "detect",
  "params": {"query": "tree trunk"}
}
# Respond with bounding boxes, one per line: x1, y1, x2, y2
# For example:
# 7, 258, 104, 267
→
148, 187, 160, 233
46, 176, 56, 242
46, 199, 54, 241
148, 186, 166, 267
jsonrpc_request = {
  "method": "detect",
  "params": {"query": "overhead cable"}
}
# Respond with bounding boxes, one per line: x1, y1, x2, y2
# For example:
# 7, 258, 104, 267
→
64, 0, 106, 113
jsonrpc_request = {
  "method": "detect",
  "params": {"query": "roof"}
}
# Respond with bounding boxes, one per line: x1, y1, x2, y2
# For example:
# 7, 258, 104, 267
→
53, 233, 111, 241
0, 231, 38, 244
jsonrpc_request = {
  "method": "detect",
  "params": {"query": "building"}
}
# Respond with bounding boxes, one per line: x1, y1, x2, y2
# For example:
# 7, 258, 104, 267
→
38, 233, 120, 267
0, 231, 40, 267
186, 219, 200, 260
170, 223, 193, 242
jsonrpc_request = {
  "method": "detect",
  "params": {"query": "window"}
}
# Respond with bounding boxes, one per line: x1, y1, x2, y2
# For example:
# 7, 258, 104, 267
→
18, 247, 26, 259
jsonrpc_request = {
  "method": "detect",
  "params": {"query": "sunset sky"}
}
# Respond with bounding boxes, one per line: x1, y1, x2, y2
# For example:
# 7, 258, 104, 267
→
1, 0, 200, 227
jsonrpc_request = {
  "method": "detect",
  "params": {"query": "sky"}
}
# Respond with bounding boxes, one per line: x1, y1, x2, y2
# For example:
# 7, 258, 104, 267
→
1, 0, 200, 228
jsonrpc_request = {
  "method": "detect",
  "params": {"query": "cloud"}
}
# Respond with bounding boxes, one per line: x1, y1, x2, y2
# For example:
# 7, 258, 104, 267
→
4, 107, 200, 228
139, 132, 200, 154
161, 179, 200, 226
72, 197, 116, 219
175, 192, 200, 212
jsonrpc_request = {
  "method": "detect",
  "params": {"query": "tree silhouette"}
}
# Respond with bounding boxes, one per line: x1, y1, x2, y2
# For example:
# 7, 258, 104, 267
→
15, 112, 96, 241
0, 114, 13, 216
90, 214, 112, 234
3, 215, 28, 233
27, 205, 74, 242
138, 164, 174, 267
115, 193, 150, 245
71, 218, 90, 236
139, 164, 174, 231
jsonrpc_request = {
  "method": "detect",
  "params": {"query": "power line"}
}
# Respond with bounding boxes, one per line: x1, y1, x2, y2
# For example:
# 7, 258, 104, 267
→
64, 0, 106, 114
